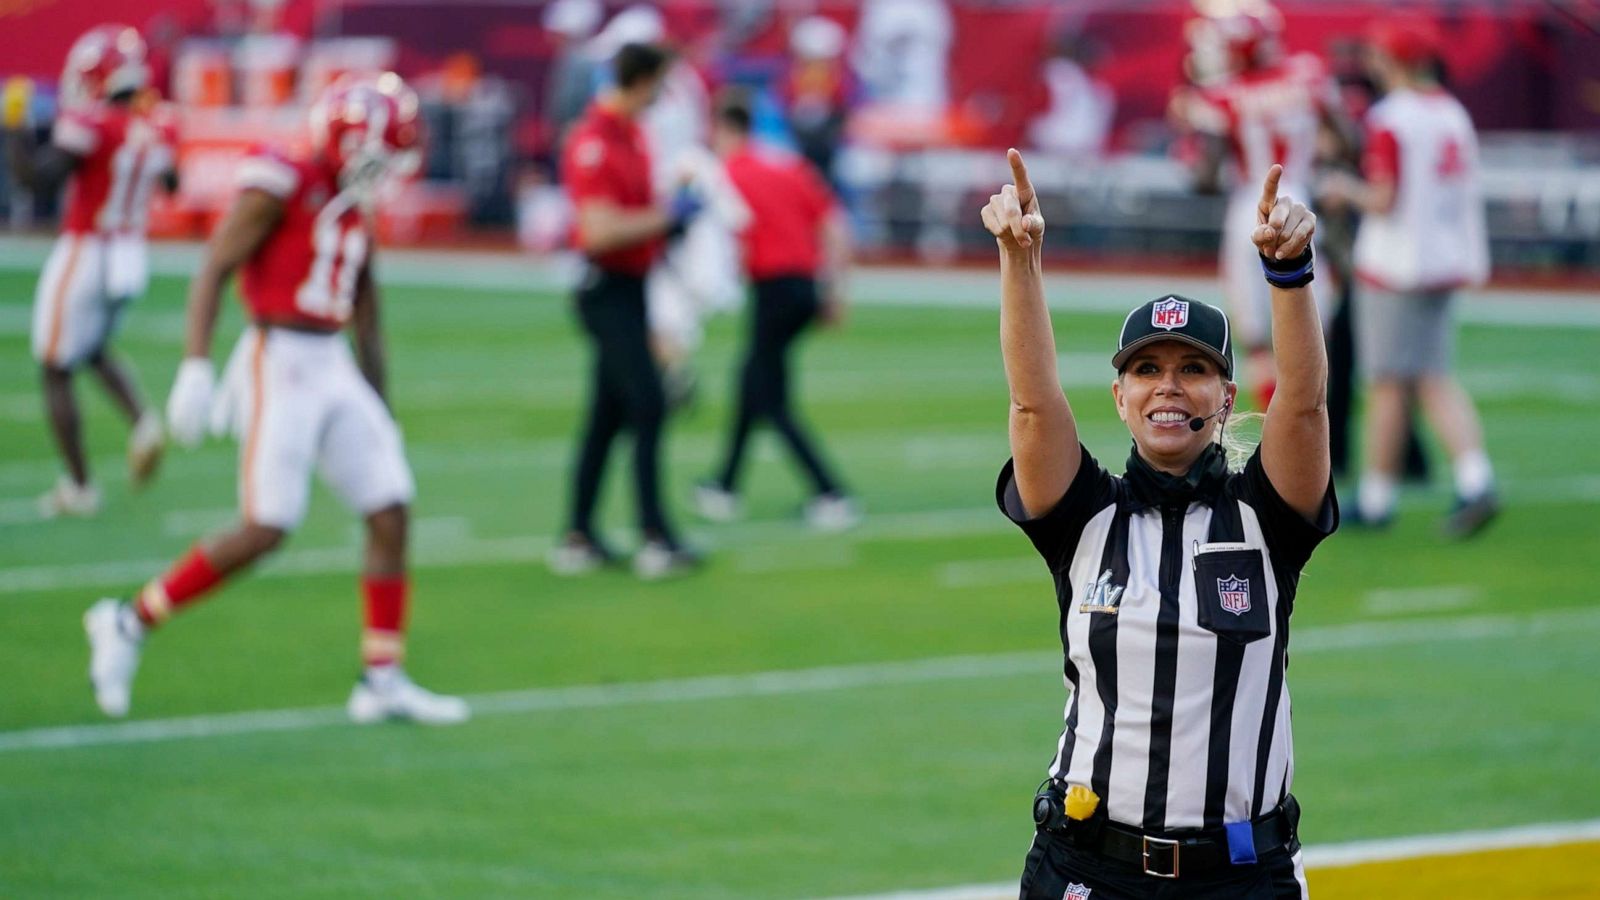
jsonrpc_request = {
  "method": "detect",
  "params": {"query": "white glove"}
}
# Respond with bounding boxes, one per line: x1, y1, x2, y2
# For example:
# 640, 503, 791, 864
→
166, 358, 216, 448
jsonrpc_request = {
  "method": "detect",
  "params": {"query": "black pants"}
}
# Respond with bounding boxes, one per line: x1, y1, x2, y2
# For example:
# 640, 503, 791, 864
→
1019, 830, 1306, 899
714, 276, 841, 496
567, 269, 672, 539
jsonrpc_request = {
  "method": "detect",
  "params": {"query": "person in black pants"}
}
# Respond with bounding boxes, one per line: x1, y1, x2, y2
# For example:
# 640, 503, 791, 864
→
551, 43, 702, 579
694, 94, 857, 531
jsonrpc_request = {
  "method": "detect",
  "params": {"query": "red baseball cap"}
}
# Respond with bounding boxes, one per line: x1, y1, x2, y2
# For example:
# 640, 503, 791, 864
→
1366, 17, 1441, 66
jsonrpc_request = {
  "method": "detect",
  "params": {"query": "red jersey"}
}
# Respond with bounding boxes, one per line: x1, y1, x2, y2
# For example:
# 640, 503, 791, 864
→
561, 102, 659, 277
723, 144, 837, 280
51, 101, 177, 235
234, 148, 370, 330
1188, 54, 1337, 189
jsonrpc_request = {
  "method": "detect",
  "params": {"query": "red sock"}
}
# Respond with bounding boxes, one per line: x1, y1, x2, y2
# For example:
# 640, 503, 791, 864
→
361, 575, 408, 666
135, 546, 223, 627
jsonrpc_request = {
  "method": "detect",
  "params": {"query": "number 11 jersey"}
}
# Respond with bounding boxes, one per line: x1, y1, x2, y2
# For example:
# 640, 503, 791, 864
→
234, 148, 369, 330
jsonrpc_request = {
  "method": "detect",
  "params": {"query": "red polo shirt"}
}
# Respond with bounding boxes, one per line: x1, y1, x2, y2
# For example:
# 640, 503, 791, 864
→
561, 102, 660, 276
723, 144, 838, 280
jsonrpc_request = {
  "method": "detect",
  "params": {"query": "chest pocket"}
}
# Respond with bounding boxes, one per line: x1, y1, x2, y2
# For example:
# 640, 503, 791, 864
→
1191, 495, 1271, 645
1192, 544, 1270, 645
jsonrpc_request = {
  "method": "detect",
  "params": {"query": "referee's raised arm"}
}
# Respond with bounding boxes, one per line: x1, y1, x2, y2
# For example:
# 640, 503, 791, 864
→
1251, 164, 1332, 521
982, 149, 1080, 519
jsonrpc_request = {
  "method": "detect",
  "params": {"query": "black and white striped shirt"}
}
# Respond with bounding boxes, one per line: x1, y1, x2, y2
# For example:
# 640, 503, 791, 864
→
998, 443, 1337, 831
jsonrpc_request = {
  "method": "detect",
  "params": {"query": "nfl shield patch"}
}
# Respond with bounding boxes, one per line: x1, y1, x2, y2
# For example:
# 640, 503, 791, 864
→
1218, 575, 1251, 615
1064, 884, 1092, 900
1151, 297, 1189, 330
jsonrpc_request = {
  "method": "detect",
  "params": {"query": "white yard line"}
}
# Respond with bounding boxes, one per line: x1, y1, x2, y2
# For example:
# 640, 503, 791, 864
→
1, 606, 1595, 754
1362, 585, 1481, 616
0, 652, 1052, 753
0, 428, 1014, 497
937, 558, 1041, 589
0, 497, 40, 526
0, 505, 997, 596
161, 507, 236, 537
3, 464, 1599, 593
2, 237, 1596, 326
817, 818, 1600, 900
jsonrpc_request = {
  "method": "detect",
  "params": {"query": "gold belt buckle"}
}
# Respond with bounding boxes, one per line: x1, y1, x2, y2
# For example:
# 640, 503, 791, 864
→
1142, 834, 1180, 879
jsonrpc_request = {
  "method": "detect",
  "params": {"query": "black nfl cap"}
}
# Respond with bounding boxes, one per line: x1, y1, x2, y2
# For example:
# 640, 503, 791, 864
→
1112, 295, 1233, 379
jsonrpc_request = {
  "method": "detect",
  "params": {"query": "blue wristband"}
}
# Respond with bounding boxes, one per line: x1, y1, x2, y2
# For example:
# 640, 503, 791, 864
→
1261, 249, 1314, 288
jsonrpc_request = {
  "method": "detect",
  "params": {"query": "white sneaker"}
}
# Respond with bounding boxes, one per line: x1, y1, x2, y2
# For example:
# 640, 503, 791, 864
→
347, 667, 470, 725
547, 534, 617, 576
84, 599, 143, 717
127, 413, 165, 488
692, 482, 741, 523
39, 476, 100, 519
632, 539, 703, 580
804, 493, 861, 533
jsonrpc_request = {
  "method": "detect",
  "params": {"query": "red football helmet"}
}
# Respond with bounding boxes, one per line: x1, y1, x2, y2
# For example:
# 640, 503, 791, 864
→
308, 72, 423, 196
61, 25, 149, 107
1185, 4, 1284, 84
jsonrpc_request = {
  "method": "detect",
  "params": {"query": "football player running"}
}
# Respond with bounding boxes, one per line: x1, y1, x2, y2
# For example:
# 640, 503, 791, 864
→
83, 74, 469, 725
3, 25, 176, 517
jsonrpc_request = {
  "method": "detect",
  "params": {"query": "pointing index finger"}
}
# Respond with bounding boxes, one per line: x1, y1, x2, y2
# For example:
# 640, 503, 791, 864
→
1258, 164, 1283, 218
1008, 148, 1035, 208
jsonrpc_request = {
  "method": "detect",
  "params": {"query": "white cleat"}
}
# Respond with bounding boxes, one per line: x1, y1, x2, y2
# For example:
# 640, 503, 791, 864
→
127, 413, 165, 488
39, 476, 101, 519
84, 599, 143, 718
347, 667, 471, 726
804, 493, 862, 533
692, 482, 741, 523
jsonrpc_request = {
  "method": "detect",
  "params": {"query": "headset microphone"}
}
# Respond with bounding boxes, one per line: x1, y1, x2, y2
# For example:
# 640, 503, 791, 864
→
1188, 399, 1232, 432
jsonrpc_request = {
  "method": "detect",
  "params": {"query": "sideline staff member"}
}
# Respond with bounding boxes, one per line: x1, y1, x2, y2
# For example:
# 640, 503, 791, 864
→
693, 94, 858, 531
552, 43, 701, 579
983, 154, 1337, 896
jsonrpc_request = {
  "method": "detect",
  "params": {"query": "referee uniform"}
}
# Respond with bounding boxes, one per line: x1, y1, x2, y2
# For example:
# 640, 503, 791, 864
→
1001, 301, 1337, 897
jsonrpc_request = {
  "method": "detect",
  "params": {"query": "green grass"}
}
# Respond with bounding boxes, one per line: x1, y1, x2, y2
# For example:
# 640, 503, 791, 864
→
0, 265, 1596, 898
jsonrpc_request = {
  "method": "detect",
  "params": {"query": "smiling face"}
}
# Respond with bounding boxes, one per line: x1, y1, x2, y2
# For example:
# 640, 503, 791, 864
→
1112, 340, 1237, 474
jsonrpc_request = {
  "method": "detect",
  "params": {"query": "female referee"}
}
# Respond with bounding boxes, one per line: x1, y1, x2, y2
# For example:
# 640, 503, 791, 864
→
983, 152, 1337, 897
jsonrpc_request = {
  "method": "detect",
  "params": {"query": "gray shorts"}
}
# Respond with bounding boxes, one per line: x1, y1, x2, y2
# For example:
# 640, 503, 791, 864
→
1356, 285, 1457, 380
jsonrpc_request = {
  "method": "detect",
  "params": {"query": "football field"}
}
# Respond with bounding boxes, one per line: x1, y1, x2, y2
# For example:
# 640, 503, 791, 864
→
0, 254, 1597, 898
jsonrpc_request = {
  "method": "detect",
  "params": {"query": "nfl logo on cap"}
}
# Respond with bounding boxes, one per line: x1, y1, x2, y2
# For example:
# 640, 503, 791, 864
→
1218, 575, 1251, 615
1151, 297, 1189, 330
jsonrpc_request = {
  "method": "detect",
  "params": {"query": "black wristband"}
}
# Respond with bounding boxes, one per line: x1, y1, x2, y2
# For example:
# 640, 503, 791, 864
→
1260, 248, 1314, 288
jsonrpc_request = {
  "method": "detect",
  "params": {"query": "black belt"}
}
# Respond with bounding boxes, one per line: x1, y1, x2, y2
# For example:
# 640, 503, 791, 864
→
1034, 784, 1299, 880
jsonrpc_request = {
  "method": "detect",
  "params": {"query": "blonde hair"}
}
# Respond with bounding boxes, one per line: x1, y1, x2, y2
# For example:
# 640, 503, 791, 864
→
1217, 408, 1264, 471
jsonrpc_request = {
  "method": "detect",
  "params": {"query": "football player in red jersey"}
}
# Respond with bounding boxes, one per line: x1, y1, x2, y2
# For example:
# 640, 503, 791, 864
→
83, 74, 469, 725
3, 25, 176, 517
1172, 6, 1353, 410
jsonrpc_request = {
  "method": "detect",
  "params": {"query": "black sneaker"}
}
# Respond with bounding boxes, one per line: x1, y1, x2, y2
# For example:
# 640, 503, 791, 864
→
1441, 492, 1499, 540
547, 532, 620, 575
633, 539, 703, 580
